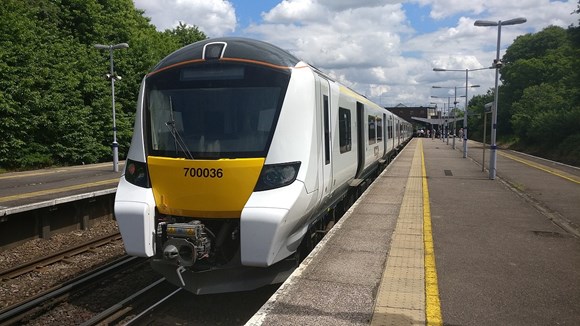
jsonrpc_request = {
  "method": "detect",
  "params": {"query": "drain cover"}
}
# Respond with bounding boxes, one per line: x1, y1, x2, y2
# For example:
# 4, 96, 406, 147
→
444, 169, 453, 176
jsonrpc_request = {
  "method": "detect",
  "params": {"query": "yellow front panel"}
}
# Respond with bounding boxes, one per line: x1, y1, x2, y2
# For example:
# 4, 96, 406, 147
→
147, 156, 265, 218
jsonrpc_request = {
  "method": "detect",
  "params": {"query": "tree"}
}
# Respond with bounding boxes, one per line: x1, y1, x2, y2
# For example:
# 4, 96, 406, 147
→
499, 26, 573, 136
164, 22, 207, 48
0, 0, 207, 169
510, 84, 570, 143
466, 90, 495, 142
496, 24, 580, 164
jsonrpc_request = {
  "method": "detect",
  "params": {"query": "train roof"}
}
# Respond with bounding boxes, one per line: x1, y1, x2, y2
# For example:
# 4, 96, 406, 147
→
151, 37, 301, 73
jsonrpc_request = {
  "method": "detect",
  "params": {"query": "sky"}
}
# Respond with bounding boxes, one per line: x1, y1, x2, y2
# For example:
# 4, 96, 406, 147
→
132, 0, 578, 109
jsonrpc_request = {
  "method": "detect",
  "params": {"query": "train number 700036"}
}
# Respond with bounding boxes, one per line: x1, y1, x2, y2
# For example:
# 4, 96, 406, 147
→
183, 167, 224, 178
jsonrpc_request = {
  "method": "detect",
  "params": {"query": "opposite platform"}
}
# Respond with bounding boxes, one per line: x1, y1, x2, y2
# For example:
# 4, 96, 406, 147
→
0, 162, 123, 216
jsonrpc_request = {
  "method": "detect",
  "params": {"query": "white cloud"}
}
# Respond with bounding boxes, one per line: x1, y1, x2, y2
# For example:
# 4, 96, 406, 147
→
262, 0, 326, 23
135, 0, 578, 107
133, 0, 237, 37
248, 3, 411, 70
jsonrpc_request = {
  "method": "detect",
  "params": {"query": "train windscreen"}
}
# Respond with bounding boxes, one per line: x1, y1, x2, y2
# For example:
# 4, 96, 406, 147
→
144, 62, 291, 159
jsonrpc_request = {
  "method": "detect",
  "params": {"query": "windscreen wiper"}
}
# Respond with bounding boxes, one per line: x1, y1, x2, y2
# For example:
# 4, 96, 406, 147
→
165, 97, 194, 159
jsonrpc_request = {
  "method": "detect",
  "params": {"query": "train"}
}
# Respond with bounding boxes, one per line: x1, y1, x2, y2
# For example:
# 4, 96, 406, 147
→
114, 37, 412, 294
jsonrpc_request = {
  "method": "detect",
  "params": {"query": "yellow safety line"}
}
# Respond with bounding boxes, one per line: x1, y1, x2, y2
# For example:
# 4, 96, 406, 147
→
421, 139, 443, 325
0, 163, 116, 180
498, 151, 580, 184
0, 178, 119, 203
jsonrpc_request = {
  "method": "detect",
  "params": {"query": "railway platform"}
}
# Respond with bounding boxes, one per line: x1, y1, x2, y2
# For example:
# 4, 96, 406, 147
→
0, 162, 122, 216
0, 162, 122, 248
247, 137, 580, 326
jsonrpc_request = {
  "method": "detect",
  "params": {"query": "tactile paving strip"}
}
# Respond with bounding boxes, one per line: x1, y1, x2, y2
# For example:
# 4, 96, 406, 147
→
371, 141, 427, 326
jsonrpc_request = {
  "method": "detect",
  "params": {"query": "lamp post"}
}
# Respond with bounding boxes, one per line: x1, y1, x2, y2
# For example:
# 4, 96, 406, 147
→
432, 84, 479, 149
446, 98, 450, 144
94, 43, 129, 173
474, 17, 526, 179
433, 67, 490, 157
482, 102, 494, 172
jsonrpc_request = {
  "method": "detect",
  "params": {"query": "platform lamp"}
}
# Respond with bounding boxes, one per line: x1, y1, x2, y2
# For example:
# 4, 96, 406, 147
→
474, 17, 526, 179
433, 68, 489, 157
94, 43, 129, 173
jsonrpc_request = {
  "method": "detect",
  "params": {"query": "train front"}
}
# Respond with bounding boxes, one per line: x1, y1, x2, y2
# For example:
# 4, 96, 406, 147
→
114, 38, 308, 294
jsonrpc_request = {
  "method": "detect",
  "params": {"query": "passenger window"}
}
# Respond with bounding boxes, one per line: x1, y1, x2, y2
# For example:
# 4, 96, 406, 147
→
323, 95, 330, 165
368, 116, 376, 145
377, 117, 383, 141
339, 107, 351, 153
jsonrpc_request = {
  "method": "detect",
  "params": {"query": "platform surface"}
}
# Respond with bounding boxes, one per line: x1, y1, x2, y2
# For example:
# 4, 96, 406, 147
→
0, 162, 122, 216
247, 137, 580, 326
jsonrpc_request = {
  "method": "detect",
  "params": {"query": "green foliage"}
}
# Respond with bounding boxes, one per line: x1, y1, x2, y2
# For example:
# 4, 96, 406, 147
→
466, 90, 494, 141
164, 22, 208, 48
502, 26, 568, 64
464, 22, 580, 166
498, 26, 573, 136
483, 24, 580, 166
557, 133, 580, 166
0, 0, 207, 170
511, 84, 569, 142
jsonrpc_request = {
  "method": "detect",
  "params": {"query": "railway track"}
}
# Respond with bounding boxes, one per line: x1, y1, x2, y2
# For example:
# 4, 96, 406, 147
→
80, 278, 181, 326
0, 232, 123, 281
0, 255, 145, 325
0, 231, 141, 325
81, 279, 281, 326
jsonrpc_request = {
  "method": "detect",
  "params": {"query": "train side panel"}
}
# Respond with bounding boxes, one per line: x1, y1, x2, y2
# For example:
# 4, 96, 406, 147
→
241, 65, 320, 266
329, 83, 358, 196
114, 79, 156, 257
115, 177, 156, 257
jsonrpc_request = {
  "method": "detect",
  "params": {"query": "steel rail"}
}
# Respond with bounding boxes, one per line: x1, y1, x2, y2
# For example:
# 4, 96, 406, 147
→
0, 232, 122, 280
79, 278, 179, 326
0, 255, 144, 325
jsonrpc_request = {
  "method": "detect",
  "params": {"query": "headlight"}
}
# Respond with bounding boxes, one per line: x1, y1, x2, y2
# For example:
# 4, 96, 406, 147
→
254, 162, 301, 191
124, 159, 150, 188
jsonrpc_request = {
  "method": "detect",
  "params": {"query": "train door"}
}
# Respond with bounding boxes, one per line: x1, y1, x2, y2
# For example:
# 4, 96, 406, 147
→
396, 119, 400, 146
355, 102, 365, 178
316, 74, 333, 198
389, 115, 397, 150
382, 113, 387, 157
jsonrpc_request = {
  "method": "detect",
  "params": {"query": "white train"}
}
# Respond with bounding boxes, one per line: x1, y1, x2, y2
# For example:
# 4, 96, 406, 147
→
114, 37, 412, 294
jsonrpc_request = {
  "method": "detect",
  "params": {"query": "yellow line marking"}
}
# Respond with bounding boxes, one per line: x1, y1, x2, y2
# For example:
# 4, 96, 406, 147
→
0, 163, 117, 180
0, 179, 119, 203
498, 151, 580, 184
421, 139, 443, 325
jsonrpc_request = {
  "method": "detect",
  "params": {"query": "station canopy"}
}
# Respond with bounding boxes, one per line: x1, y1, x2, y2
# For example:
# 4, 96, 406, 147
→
411, 116, 462, 125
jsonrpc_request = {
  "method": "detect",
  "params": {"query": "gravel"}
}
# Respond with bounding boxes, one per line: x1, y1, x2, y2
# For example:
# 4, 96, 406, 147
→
0, 219, 126, 310
0, 219, 121, 271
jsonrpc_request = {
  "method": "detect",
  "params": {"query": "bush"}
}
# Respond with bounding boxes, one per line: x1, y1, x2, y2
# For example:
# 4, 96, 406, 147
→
14, 143, 54, 169
557, 133, 580, 166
